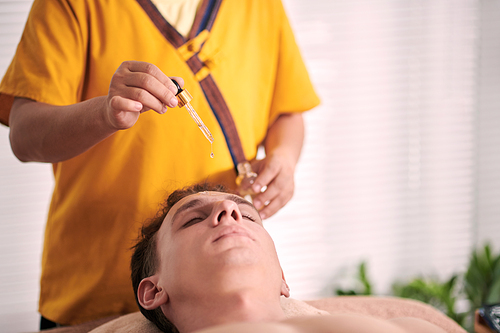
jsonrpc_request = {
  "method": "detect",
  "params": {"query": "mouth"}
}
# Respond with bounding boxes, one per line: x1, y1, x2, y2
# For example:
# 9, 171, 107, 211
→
213, 227, 254, 242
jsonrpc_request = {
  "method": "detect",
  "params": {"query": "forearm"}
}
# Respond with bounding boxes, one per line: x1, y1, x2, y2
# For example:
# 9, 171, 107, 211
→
8, 61, 182, 163
264, 113, 305, 168
9, 97, 116, 163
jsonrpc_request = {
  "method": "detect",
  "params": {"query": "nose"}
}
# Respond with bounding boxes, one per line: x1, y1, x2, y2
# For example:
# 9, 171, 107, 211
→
211, 200, 242, 226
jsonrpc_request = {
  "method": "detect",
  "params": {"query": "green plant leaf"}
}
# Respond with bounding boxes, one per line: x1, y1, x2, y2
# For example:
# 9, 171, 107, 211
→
486, 277, 500, 304
358, 262, 372, 295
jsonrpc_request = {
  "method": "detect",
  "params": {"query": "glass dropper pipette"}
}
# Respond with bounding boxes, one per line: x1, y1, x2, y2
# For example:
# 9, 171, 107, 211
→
171, 80, 215, 156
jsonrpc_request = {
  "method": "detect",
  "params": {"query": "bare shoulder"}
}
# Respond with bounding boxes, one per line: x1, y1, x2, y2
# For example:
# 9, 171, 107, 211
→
284, 314, 447, 333
194, 315, 447, 333
193, 321, 300, 333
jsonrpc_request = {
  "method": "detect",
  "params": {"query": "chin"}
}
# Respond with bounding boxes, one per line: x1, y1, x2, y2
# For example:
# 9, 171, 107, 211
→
215, 248, 260, 266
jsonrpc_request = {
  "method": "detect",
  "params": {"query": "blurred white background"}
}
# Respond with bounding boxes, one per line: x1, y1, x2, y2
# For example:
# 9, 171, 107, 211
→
1, 0, 499, 331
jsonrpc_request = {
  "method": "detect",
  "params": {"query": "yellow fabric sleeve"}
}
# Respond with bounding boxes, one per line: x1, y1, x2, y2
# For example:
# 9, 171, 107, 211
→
0, 0, 86, 110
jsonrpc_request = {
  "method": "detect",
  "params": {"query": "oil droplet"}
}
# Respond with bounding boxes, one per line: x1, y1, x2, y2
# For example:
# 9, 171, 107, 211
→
210, 142, 214, 158
210, 152, 214, 158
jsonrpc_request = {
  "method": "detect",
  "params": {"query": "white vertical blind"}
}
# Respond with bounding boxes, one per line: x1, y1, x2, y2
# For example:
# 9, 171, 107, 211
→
0, 1, 52, 332
476, 0, 500, 252
269, 0, 479, 298
0, 0, 499, 332
0, 1, 34, 77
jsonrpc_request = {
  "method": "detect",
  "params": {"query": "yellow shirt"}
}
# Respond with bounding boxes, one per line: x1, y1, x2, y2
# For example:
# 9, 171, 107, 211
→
0, 0, 320, 325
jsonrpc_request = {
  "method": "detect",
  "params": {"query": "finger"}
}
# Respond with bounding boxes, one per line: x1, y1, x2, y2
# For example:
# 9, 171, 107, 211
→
252, 177, 289, 211
122, 86, 173, 114
251, 161, 281, 194
106, 96, 142, 129
123, 61, 180, 103
169, 76, 184, 90
249, 159, 264, 174
257, 200, 279, 220
109, 95, 143, 113
123, 72, 178, 111
255, 174, 294, 219
256, 192, 291, 220
126, 61, 180, 96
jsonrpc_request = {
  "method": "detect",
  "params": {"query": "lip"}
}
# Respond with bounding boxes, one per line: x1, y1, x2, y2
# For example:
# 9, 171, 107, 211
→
213, 226, 254, 242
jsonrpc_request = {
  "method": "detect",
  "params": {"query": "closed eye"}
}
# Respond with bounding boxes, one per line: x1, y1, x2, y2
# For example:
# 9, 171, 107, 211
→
242, 214, 256, 222
182, 217, 204, 228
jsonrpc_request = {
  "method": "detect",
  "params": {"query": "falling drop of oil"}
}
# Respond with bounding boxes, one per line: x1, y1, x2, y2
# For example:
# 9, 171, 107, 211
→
210, 142, 214, 158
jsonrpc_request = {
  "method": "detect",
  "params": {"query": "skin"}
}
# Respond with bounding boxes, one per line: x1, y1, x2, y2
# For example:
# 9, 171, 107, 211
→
195, 315, 448, 333
137, 191, 447, 333
250, 112, 304, 219
9, 61, 182, 163
137, 191, 290, 333
8, 60, 301, 218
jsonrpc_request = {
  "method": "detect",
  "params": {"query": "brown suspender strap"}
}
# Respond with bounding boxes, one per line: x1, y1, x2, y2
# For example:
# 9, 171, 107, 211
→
137, 0, 247, 170
197, 74, 247, 166
136, 0, 185, 48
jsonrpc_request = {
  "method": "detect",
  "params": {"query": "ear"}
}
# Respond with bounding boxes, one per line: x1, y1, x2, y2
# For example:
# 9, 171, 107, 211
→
137, 276, 169, 310
280, 269, 290, 298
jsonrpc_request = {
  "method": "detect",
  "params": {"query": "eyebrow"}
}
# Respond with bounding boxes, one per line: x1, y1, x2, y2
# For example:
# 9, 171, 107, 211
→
171, 198, 204, 225
227, 194, 258, 213
171, 194, 258, 226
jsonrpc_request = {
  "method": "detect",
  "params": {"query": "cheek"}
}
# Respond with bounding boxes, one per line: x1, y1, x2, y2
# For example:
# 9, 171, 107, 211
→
160, 247, 196, 290
252, 226, 276, 249
254, 230, 280, 262
163, 234, 206, 274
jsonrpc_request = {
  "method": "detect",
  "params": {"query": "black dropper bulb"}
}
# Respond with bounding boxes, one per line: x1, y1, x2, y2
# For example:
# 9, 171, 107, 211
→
171, 79, 183, 95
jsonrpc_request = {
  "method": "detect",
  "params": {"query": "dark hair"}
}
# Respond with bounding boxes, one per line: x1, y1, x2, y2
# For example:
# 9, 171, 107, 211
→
130, 183, 230, 332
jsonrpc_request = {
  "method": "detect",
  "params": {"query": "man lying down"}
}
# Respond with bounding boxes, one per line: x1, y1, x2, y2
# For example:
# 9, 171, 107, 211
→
130, 183, 446, 333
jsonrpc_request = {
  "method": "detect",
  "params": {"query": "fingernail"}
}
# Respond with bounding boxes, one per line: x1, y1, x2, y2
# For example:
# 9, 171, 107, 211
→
168, 85, 178, 95
170, 97, 178, 107
253, 199, 262, 210
162, 104, 168, 113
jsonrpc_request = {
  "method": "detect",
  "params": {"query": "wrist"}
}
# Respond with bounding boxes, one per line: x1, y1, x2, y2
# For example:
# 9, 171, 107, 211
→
266, 149, 298, 172
98, 96, 121, 132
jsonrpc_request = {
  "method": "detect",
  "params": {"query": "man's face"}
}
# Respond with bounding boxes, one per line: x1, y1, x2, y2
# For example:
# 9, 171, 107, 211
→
155, 191, 284, 300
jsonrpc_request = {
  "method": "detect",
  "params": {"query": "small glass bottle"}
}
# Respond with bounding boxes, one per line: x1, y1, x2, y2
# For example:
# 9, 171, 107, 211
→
235, 162, 258, 202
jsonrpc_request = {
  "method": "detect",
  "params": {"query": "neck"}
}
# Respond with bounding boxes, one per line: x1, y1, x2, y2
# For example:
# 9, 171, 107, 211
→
169, 289, 286, 333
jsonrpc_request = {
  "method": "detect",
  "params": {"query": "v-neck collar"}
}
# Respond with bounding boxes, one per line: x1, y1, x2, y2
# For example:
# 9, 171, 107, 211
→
136, 0, 222, 49
136, 0, 247, 170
